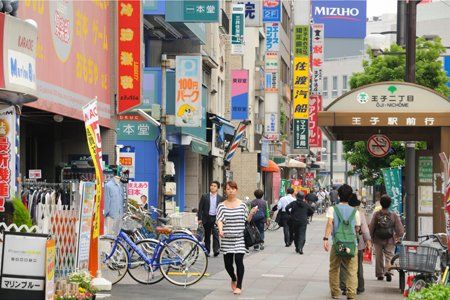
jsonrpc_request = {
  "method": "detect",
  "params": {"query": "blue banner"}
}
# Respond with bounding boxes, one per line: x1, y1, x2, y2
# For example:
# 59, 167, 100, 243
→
262, 0, 281, 23
312, 0, 366, 39
444, 56, 450, 98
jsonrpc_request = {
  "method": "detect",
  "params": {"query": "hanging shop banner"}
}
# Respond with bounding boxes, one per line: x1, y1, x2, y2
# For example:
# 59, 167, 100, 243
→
381, 167, 403, 214
293, 26, 310, 57
183, 0, 220, 22
263, 0, 281, 23
265, 72, 278, 93
294, 119, 309, 149
0, 106, 16, 212
265, 52, 278, 72
117, 0, 142, 114
175, 56, 202, 127
76, 182, 95, 271
19, 2, 113, 127
311, 24, 324, 95
119, 146, 136, 180
240, 0, 262, 27
45, 239, 56, 300
261, 139, 269, 167
117, 114, 159, 141
309, 95, 323, 148
311, 0, 367, 39
264, 112, 279, 140
293, 57, 310, 119
231, 4, 245, 55
231, 70, 249, 120
128, 181, 149, 206
265, 23, 280, 52
418, 156, 433, 184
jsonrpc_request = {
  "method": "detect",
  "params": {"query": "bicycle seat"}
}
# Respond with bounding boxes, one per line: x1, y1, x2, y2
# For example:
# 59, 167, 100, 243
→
156, 226, 172, 235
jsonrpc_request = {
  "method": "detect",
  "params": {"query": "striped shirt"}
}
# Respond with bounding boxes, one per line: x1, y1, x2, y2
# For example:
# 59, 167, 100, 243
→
216, 201, 249, 254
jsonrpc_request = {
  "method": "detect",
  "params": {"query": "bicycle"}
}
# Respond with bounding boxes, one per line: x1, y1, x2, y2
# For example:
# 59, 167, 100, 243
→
99, 226, 208, 287
264, 209, 280, 231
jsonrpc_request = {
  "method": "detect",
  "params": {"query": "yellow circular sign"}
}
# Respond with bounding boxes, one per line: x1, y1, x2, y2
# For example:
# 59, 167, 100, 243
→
0, 119, 9, 137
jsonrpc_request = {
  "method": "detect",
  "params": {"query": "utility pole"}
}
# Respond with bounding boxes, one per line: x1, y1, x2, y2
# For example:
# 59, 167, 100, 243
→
396, 0, 407, 47
330, 141, 334, 187
160, 54, 169, 213
404, 0, 420, 241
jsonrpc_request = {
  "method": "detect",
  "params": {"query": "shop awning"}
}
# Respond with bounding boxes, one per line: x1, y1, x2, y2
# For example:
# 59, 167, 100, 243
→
210, 115, 235, 135
310, 161, 326, 170
191, 139, 209, 156
278, 158, 306, 168
261, 160, 280, 173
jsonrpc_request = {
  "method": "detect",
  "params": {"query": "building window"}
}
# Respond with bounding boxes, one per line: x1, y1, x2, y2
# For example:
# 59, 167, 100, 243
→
280, 58, 289, 84
342, 75, 348, 94
323, 77, 328, 98
281, 4, 289, 34
332, 76, 338, 98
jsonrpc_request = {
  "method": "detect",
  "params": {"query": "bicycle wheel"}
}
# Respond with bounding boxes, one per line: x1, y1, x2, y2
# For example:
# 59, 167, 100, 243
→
127, 239, 164, 284
390, 255, 405, 292
99, 237, 129, 285
159, 238, 208, 286
268, 220, 280, 231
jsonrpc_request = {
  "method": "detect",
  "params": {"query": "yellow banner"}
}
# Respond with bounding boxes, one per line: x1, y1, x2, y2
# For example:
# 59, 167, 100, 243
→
293, 88, 309, 119
86, 125, 102, 239
293, 56, 309, 89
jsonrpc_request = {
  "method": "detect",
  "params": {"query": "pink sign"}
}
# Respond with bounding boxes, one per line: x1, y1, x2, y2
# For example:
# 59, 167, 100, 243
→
231, 70, 249, 120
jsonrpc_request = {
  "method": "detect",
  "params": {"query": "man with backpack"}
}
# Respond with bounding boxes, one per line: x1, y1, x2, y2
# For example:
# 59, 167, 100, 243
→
250, 189, 270, 250
369, 194, 404, 281
323, 184, 361, 300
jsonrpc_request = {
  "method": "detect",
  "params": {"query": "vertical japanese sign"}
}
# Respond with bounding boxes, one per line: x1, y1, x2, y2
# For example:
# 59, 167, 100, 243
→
261, 139, 269, 167
263, 0, 281, 22
311, 24, 324, 95
0, 106, 16, 212
265, 112, 279, 140
119, 146, 136, 180
240, 0, 261, 27
45, 240, 56, 300
82, 99, 104, 276
231, 4, 245, 55
117, 0, 142, 114
265, 23, 279, 52
77, 182, 95, 271
175, 56, 202, 127
293, 25, 310, 150
309, 95, 323, 147
382, 167, 403, 214
128, 181, 149, 206
265, 52, 278, 93
231, 70, 249, 120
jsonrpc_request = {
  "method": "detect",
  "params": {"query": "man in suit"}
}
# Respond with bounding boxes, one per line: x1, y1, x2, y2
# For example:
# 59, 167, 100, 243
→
198, 181, 223, 257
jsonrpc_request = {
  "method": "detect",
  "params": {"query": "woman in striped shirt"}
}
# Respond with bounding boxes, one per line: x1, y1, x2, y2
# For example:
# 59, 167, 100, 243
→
217, 181, 258, 295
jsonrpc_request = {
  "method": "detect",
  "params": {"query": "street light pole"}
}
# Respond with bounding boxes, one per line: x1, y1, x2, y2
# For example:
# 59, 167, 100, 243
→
160, 54, 169, 213
330, 141, 334, 187
404, 0, 420, 241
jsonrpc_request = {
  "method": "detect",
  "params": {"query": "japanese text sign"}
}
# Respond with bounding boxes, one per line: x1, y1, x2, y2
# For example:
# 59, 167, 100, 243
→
231, 70, 249, 120
183, 0, 220, 22
265, 23, 279, 52
239, 0, 262, 27
293, 56, 310, 119
117, 114, 159, 141
0, 106, 16, 212
265, 71, 278, 93
119, 146, 136, 180
294, 26, 310, 57
309, 95, 323, 148
381, 167, 403, 214
175, 56, 202, 127
45, 240, 56, 300
263, 0, 281, 22
294, 119, 309, 150
265, 112, 279, 140
311, 24, 324, 95
418, 156, 433, 184
18, 1, 113, 127
128, 181, 149, 206
231, 4, 245, 55
118, 0, 142, 114
77, 182, 95, 270
265, 52, 278, 72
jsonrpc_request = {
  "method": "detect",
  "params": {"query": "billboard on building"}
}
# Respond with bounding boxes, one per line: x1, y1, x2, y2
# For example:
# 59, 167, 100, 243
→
231, 70, 249, 120
240, 0, 262, 27
265, 23, 280, 52
231, 4, 245, 55
311, 0, 367, 39
263, 0, 281, 23
309, 95, 323, 147
118, 0, 142, 114
311, 24, 324, 95
175, 56, 202, 127
18, 1, 113, 127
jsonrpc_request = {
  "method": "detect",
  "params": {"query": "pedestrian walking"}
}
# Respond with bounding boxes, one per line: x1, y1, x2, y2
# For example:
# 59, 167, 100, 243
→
369, 194, 404, 281
330, 186, 339, 205
340, 194, 372, 295
323, 184, 361, 300
286, 191, 314, 254
217, 181, 258, 295
306, 189, 318, 222
277, 187, 296, 247
198, 180, 223, 257
250, 189, 270, 250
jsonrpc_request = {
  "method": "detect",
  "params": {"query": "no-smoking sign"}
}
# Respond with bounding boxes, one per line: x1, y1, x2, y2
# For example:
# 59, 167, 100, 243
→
367, 134, 391, 158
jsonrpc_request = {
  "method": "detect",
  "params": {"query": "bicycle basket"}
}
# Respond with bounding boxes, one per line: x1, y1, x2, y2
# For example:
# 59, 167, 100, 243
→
122, 218, 142, 231
169, 212, 198, 230
398, 242, 440, 273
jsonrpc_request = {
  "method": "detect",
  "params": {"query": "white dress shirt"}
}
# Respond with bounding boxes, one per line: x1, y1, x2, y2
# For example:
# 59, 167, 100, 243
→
209, 193, 218, 216
277, 194, 295, 212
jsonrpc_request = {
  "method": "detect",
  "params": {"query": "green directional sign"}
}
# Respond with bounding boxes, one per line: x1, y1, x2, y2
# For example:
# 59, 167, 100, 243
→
183, 0, 219, 22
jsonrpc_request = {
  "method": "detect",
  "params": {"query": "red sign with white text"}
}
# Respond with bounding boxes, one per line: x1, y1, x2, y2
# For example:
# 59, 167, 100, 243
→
117, 0, 142, 114
18, 2, 112, 127
309, 95, 322, 147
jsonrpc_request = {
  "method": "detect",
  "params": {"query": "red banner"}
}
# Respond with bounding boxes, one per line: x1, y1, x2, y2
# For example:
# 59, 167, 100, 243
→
117, 0, 142, 114
309, 95, 323, 147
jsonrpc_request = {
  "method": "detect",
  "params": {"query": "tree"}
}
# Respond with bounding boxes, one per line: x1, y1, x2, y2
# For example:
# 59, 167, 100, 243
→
345, 37, 449, 185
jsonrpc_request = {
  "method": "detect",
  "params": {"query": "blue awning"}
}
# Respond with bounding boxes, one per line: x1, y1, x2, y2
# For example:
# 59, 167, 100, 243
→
211, 116, 235, 135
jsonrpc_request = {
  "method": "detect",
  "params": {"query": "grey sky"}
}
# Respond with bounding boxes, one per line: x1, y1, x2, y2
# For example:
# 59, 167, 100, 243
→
367, 0, 398, 17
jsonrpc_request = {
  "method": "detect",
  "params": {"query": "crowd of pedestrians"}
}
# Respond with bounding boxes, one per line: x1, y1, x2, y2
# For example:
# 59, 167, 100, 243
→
197, 180, 403, 298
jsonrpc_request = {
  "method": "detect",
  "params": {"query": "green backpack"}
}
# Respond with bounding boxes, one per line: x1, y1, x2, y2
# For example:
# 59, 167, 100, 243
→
333, 206, 357, 258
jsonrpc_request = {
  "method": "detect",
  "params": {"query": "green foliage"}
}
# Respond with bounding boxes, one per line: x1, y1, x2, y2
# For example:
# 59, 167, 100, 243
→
408, 284, 450, 300
345, 37, 446, 185
11, 197, 32, 227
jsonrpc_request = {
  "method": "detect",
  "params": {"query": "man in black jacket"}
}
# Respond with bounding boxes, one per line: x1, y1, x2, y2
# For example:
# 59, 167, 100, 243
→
286, 191, 314, 254
198, 181, 223, 256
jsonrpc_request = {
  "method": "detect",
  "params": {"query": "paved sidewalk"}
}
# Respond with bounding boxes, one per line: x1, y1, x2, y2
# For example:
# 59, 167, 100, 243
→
110, 216, 404, 299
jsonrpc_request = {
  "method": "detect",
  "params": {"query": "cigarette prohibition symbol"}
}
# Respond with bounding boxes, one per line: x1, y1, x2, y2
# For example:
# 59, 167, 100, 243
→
367, 134, 391, 158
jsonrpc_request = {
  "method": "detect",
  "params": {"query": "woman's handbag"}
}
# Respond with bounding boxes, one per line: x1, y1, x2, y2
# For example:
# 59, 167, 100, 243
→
363, 247, 373, 264
244, 222, 262, 248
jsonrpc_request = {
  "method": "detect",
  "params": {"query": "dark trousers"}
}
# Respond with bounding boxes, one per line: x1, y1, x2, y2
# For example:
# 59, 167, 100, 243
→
340, 249, 364, 293
254, 220, 265, 242
281, 212, 293, 245
224, 253, 245, 289
203, 216, 220, 254
292, 222, 307, 251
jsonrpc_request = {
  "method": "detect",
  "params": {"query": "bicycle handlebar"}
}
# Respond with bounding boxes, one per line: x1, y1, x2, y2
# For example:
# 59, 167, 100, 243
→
418, 234, 447, 250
